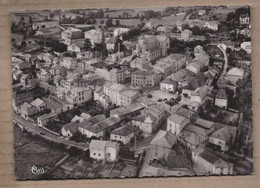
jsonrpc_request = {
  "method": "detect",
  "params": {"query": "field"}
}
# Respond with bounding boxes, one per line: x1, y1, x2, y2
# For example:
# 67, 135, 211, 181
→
95, 13, 186, 27
14, 126, 66, 180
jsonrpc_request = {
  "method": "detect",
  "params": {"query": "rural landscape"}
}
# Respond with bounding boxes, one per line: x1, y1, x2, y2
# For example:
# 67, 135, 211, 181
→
11, 5, 253, 180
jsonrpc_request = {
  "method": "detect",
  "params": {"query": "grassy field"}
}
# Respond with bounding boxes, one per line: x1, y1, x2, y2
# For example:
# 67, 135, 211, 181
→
14, 126, 66, 180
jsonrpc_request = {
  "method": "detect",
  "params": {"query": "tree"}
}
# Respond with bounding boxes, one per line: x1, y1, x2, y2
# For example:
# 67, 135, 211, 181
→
106, 18, 113, 27
21, 40, 27, 48
97, 9, 104, 18
84, 38, 92, 51
50, 12, 54, 18
115, 20, 120, 26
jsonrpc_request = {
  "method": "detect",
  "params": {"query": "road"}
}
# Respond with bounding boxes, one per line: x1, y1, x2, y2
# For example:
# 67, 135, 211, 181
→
13, 113, 89, 151
216, 44, 228, 77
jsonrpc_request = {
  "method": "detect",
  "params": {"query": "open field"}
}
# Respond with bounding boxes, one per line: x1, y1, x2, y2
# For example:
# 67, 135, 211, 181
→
14, 126, 66, 180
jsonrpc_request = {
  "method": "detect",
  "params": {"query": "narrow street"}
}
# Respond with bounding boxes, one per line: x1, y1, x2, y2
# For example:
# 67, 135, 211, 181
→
14, 113, 89, 151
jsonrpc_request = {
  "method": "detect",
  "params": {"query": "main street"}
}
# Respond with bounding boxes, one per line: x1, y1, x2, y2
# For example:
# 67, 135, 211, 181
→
13, 113, 89, 151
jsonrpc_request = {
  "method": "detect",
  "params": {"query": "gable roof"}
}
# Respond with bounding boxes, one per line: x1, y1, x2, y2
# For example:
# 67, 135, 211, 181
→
31, 98, 45, 107
210, 126, 237, 142
195, 118, 215, 129
150, 130, 177, 148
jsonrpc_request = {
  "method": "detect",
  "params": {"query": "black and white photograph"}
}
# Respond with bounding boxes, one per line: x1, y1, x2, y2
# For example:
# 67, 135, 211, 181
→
11, 5, 253, 180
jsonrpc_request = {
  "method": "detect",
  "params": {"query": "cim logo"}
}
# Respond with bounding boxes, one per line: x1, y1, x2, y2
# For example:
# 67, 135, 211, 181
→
31, 166, 47, 175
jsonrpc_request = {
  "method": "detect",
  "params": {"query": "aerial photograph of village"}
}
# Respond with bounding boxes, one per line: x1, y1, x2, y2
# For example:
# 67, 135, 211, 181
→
11, 5, 253, 180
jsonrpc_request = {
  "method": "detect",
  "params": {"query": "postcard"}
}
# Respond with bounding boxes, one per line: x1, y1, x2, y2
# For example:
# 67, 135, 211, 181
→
11, 5, 253, 180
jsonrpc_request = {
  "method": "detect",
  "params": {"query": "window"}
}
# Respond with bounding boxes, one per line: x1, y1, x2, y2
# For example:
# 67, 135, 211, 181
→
93, 153, 96, 155
98, 154, 101, 156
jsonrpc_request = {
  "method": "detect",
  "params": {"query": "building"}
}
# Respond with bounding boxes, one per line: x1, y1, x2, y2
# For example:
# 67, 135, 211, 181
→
65, 87, 92, 105
132, 104, 166, 134
215, 89, 228, 109
71, 112, 91, 123
31, 98, 47, 112
61, 121, 79, 138
239, 14, 250, 25
130, 56, 150, 70
78, 116, 121, 138
149, 130, 177, 160
84, 28, 103, 46
209, 126, 237, 151
109, 68, 125, 84
37, 69, 51, 82
37, 113, 57, 127
226, 67, 245, 86
167, 114, 190, 135
186, 60, 203, 75
110, 102, 145, 120
60, 57, 77, 69
190, 86, 212, 104
32, 20, 58, 30
192, 147, 233, 175
133, 34, 170, 61
13, 89, 34, 112
20, 102, 37, 120
110, 125, 137, 145
61, 27, 85, 47
103, 82, 139, 106
20, 73, 37, 88
203, 21, 218, 31
156, 26, 172, 33
160, 78, 178, 93
131, 70, 159, 88
113, 28, 130, 37
89, 140, 119, 162
240, 41, 251, 54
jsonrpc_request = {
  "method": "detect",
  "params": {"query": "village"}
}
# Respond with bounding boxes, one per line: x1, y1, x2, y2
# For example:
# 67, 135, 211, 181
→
11, 5, 253, 179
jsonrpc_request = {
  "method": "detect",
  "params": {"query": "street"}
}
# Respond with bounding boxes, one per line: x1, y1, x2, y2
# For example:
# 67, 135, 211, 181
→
13, 113, 89, 151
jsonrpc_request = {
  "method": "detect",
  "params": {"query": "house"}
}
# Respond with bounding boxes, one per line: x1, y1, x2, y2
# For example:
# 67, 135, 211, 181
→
65, 87, 92, 105
156, 26, 172, 33
239, 13, 250, 25
190, 86, 212, 104
167, 114, 190, 135
226, 67, 245, 86
110, 125, 138, 145
240, 41, 251, 54
67, 43, 82, 53
203, 21, 218, 31
12, 89, 34, 113
133, 34, 170, 61
149, 130, 177, 160
12, 57, 31, 70
130, 56, 150, 70
113, 28, 130, 37
84, 28, 103, 46
71, 112, 91, 123
186, 60, 203, 75
105, 36, 116, 51
78, 114, 107, 136
61, 27, 85, 47
37, 69, 51, 82
61, 121, 79, 138
103, 82, 139, 106
109, 68, 125, 84
167, 68, 195, 87
181, 29, 192, 41
37, 113, 57, 127
110, 102, 145, 120
20, 102, 37, 120
160, 78, 178, 93
60, 57, 77, 69
215, 89, 228, 109
89, 140, 119, 162
209, 126, 237, 151
192, 147, 233, 175
32, 20, 58, 30
198, 10, 206, 15
20, 73, 37, 88
132, 104, 166, 134
78, 116, 121, 138
31, 98, 47, 112
131, 70, 159, 88
94, 87, 111, 108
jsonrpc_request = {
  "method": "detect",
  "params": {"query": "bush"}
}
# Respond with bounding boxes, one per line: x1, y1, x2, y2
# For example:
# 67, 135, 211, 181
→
147, 93, 153, 98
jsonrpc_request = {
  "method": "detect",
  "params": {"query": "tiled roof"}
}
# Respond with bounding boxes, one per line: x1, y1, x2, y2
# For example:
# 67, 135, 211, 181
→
150, 130, 177, 148
111, 125, 138, 136
216, 89, 228, 99
210, 126, 237, 142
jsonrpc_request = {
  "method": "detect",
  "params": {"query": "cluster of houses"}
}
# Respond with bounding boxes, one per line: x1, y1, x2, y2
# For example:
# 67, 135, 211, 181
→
11, 8, 251, 177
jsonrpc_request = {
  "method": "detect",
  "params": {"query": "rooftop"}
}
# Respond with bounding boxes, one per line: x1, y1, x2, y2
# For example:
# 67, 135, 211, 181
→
150, 130, 177, 148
